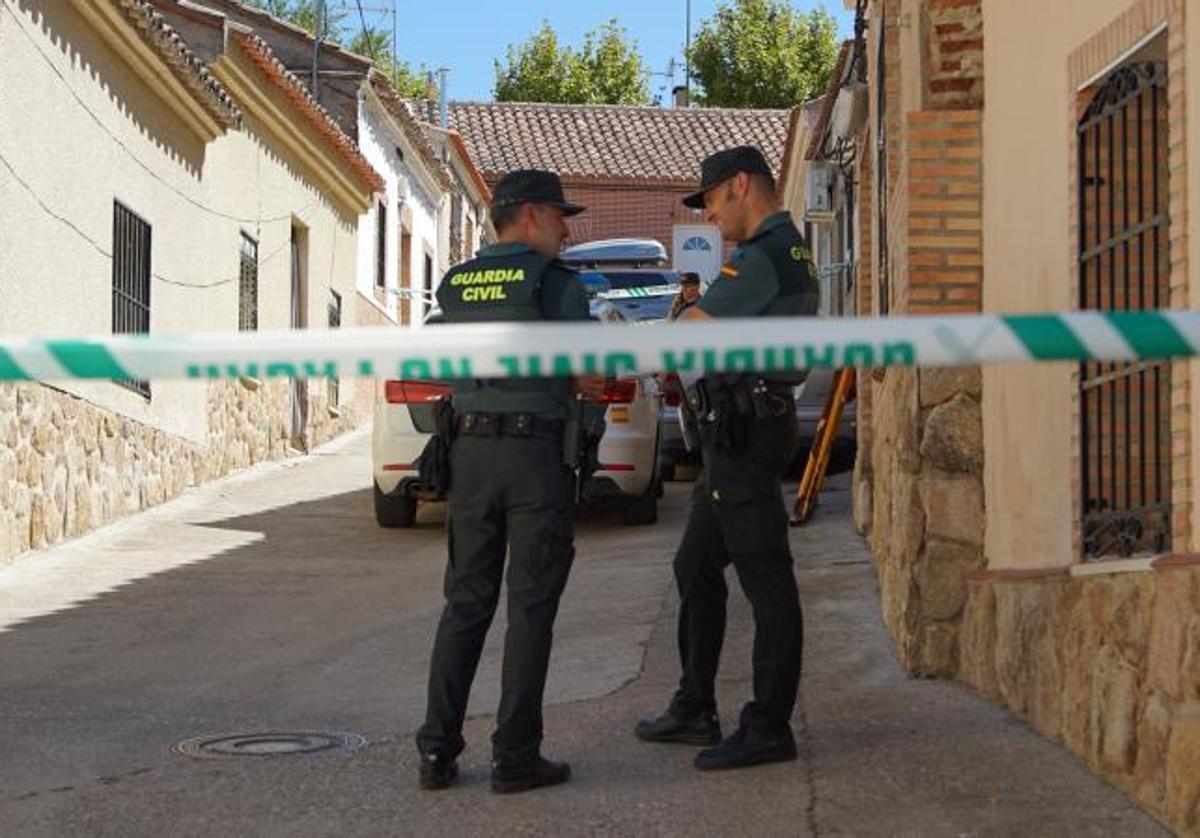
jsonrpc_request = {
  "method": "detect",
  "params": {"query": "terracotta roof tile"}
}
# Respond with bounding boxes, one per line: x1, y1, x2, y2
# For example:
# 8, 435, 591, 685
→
234, 32, 384, 194
112, 0, 241, 128
411, 102, 793, 184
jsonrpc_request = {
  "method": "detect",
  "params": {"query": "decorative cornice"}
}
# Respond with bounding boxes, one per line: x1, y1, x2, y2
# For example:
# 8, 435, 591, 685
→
69, 0, 240, 141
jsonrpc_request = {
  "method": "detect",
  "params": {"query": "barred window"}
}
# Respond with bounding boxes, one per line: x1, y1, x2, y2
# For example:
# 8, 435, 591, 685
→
1078, 59, 1171, 559
111, 200, 151, 398
239, 232, 258, 331
327, 289, 341, 408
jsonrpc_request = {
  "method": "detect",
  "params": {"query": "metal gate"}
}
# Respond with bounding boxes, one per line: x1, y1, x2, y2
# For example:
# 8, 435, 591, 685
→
1077, 61, 1170, 558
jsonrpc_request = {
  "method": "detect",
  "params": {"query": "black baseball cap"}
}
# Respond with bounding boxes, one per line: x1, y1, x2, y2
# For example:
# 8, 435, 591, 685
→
682, 145, 773, 209
491, 169, 585, 216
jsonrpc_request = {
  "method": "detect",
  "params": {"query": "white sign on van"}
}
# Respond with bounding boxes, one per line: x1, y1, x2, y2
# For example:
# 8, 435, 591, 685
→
672, 223, 723, 285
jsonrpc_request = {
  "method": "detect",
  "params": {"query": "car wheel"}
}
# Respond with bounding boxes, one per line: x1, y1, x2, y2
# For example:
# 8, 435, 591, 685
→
621, 479, 659, 526
374, 482, 417, 528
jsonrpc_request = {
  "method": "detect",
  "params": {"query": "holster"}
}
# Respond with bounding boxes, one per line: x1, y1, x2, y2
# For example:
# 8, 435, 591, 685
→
696, 376, 791, 455
415, 396, 456, 494
564, 400, 605, 503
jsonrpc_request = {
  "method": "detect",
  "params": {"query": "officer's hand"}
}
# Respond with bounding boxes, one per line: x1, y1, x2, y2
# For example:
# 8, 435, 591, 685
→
573, 374, 607, 400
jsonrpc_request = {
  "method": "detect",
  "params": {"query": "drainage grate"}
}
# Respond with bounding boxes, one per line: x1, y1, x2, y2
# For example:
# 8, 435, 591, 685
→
173, 731, 367, 759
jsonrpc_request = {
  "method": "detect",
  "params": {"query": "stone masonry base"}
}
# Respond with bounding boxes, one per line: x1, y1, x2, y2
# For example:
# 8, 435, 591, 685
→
0, 378, 360, 565
960, 564, 1200, 834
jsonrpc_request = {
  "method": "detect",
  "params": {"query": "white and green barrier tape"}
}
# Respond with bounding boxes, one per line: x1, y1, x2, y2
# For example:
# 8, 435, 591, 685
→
0, 310, 1196, 383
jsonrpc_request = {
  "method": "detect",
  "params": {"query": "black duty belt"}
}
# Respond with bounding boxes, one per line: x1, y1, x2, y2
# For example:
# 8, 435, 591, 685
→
457, 412, 565, 440
762, 382, 797, 398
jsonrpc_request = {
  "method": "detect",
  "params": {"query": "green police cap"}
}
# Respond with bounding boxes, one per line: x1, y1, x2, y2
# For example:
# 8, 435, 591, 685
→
491, 169, 585, 217
682, 146, 773, 209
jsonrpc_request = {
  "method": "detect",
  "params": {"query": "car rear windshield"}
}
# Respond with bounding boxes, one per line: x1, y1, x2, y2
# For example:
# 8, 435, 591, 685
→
609, 294, 675, 322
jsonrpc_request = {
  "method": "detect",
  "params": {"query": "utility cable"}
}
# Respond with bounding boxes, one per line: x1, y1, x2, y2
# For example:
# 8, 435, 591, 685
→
1, 0, 316, 226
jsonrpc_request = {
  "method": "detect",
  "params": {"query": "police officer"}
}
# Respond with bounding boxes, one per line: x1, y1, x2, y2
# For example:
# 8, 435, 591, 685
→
667, 272, 703, 321
635, 146, 818, 770
416, 170, 595, 794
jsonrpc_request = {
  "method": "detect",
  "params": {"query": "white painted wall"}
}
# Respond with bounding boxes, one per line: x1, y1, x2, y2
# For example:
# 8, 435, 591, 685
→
0, 1, 358, 441
355, 94, 444, 328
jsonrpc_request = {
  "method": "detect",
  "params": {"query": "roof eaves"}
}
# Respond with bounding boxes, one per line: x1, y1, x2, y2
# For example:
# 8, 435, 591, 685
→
367, 73, 452, 193
805, 40, 854, 161
233, 32, 384, 194
445, 130, 492, 203
201, 0, 374, 70
111, 0, 241, 128
777, 105, 808, 197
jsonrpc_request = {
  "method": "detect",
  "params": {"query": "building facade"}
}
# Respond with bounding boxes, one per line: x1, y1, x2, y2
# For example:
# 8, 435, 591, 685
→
787, 0, 1199, 830
0, 0, 380, 564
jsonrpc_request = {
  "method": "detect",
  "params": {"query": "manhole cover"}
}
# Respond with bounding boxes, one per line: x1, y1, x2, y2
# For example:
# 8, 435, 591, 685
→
173, 731, 366, 759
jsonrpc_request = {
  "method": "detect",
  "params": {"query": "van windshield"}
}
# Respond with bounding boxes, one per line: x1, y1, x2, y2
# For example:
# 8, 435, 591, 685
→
579, 270, 677, 294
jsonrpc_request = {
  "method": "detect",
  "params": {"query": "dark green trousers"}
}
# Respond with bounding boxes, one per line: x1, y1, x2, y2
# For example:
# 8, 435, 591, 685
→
416, 434, 575, 766
671, 408, 804, 734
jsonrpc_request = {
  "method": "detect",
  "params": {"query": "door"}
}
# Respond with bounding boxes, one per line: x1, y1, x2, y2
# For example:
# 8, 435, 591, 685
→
290, 225, 308, 449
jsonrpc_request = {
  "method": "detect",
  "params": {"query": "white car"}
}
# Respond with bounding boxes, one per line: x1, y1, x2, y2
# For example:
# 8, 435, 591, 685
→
371, 305, 663, 527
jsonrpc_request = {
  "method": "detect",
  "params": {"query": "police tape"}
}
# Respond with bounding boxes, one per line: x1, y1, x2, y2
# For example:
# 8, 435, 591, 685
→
0, 310, 1196, 383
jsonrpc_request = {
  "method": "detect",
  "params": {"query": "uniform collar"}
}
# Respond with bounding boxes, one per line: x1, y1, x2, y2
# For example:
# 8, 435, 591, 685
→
740, 211, 792, 245
479, 242, 536, 257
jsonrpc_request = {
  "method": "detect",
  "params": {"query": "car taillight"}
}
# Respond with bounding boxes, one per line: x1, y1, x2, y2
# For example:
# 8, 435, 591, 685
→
596, 378, 638, 404
661, 373, 683, 408
384, 380, 451, 403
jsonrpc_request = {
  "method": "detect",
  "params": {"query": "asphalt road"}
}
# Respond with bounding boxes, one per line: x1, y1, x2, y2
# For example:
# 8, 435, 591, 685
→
0, 430, 1167, 836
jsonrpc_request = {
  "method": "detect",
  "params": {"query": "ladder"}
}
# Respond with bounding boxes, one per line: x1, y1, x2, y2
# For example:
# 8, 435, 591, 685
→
791, 368, 857, 526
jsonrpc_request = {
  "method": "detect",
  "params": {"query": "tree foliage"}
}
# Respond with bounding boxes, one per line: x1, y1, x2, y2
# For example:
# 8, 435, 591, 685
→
687, 0, 839, 108
246, 1, 429, 98
494, 20, 650, 105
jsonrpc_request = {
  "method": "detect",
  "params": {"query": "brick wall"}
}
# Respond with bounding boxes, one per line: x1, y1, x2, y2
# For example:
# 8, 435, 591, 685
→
922, 0, 984, 110
902, 110, 983, 313
561, 180, 698, 250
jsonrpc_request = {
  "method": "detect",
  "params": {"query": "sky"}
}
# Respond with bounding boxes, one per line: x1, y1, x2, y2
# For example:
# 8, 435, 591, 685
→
335, 1, 856, 104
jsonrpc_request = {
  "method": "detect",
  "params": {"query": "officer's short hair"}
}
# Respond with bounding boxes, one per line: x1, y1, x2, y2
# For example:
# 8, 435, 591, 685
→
491, 202, 525, 233
749, 172, 777, 197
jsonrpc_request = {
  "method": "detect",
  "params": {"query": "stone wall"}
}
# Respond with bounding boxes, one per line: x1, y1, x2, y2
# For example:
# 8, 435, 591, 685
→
960, 562, 1200, 834
866, 367, 985, 676
856, 106, 986, 676
0, 377, 359, 565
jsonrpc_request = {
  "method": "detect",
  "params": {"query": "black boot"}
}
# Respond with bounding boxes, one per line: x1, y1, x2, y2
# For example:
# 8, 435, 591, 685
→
634, 706, 721, 745
694, 726, 797, 771
491, 755, 571, 794
418, 752, 459, 790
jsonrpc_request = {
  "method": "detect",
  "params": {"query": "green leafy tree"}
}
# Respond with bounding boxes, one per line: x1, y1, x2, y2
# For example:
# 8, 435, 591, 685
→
494, 20, 650, 105
245, 3, 429, 97
246, 0, 344, 42
688, 0, 838, 108
349, 27, 430, 98
571, 20, 650, 105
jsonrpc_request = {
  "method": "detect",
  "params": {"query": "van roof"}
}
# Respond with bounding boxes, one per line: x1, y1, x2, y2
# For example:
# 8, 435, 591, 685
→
559, 238, 668, 266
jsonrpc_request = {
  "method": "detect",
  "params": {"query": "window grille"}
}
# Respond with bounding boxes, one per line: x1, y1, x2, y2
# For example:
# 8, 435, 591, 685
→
1077, 60, 1170, 558
111, 200, 151, 398
239, 232, 258, 331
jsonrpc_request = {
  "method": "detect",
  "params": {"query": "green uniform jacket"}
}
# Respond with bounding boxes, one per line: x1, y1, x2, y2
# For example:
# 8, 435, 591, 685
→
697, 211, 819, 319
436, 242, 590, 419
